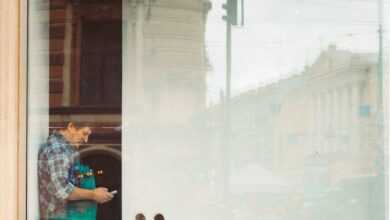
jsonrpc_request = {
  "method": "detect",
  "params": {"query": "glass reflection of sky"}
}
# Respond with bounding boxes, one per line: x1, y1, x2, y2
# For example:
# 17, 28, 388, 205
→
205, 0, 384, 104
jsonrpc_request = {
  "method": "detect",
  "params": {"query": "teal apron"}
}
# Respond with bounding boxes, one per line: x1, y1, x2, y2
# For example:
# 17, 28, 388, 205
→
66, 162, 97, 220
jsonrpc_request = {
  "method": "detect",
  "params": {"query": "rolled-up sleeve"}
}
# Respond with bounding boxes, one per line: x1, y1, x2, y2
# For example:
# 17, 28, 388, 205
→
47, 147, 75, 200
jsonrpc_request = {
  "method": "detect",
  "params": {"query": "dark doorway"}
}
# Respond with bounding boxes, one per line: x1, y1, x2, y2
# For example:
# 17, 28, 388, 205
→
82, 153, 122, 220
49, 0, 123, 219
80, 21, 122, 106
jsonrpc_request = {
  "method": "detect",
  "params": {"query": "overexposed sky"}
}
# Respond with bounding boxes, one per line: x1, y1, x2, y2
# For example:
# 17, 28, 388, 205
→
205, 0, 386, 104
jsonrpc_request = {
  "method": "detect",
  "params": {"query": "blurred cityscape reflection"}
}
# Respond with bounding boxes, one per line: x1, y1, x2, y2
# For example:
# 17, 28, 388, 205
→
27, 0, 388, 219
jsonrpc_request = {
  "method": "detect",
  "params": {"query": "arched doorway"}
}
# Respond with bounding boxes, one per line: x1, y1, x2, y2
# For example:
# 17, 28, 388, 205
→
80, 148, 121, 220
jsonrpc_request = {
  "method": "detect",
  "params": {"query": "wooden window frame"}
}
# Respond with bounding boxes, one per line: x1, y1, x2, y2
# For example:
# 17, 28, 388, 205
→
20, 0, 28, 219
0, 0, 27, 219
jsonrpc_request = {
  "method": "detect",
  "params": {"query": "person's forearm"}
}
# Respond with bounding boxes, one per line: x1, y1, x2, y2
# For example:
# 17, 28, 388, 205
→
67, 186, 95, 201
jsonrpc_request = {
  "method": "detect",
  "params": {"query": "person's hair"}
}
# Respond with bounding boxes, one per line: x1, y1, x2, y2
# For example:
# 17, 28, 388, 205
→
66, 121, 92, 129
50, 121, 92, 136
154, 214, 165, 220
136, 213, 146, 220
53, 121, 93, 135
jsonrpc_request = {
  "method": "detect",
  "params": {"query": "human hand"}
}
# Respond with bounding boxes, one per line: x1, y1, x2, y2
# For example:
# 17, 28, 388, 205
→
92, 187, 114, 204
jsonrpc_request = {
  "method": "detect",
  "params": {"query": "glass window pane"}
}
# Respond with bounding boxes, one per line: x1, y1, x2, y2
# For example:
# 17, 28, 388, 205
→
28, 0, 389, 220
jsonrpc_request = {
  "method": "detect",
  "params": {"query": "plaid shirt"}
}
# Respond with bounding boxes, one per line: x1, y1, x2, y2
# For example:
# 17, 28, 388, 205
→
38, 131, 79, 219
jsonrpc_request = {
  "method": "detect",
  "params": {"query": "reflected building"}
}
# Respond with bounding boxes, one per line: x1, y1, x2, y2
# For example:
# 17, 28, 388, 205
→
203, 45, 383, 220
49, 0, 211, 123
124, 0, 212, 125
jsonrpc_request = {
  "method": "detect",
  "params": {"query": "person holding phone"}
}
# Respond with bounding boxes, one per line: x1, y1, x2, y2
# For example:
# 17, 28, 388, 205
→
38, 122, 115, 220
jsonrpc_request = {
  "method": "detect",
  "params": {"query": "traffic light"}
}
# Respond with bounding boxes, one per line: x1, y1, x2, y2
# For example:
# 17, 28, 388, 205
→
222, 0, 238, 25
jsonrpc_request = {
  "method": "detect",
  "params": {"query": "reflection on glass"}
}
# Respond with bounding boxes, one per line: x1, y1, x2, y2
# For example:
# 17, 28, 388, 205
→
123, 1, 387, 220
28, 0, 388, 220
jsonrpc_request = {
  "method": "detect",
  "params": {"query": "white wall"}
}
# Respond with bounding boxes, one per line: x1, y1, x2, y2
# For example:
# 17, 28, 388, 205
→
27, 0, 49, 219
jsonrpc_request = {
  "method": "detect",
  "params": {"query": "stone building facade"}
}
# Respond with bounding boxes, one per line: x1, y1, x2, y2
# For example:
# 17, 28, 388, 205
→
202, 46, 384, 219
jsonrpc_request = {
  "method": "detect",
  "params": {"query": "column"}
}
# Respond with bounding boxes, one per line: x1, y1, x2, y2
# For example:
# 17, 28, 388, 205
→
350, 83, 361, 151
329, 89, 336, 152
122, 0, 137, 218
333, 89, 340, 152
135, 0, 145, 108
310, 94, 317, 155
324, 91, 332, 154
318, 92, 325, 154
340, 87, 348, 152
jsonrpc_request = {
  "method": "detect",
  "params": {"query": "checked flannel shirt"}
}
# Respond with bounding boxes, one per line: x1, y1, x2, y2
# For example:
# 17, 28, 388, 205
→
38, 131, 80, 219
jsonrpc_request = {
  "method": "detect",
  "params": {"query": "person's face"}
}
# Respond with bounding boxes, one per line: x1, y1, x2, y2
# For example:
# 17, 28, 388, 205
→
66, 123, 91, 147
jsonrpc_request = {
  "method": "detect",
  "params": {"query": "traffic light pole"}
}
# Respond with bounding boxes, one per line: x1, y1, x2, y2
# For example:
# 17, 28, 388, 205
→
221, 0, 241, 204
226, 13, 232, 102
221, 0, 233, 202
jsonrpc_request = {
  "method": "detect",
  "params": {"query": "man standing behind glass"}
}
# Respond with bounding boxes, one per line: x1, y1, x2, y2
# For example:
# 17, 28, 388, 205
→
38, 122, 113, 220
